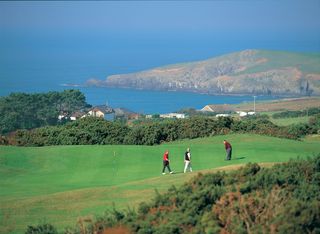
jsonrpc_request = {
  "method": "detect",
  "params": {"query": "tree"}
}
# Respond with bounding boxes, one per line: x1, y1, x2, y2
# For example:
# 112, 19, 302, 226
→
0, 90, 90, 134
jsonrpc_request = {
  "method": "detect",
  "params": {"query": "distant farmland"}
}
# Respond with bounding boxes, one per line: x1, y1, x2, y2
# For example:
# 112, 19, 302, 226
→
233, 96, 320, 112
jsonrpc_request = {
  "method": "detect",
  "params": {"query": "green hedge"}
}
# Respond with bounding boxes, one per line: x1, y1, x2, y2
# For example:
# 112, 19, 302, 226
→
10, 115, 320, 146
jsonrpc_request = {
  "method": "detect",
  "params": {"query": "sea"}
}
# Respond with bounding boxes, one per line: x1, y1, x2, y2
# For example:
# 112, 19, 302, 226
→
1, 81, 278, 114
0, 33, 286, 114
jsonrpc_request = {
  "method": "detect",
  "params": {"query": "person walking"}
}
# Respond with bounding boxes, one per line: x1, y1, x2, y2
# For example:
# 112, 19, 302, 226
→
223, 140, 232, 160
184, 148, 192, 173
162, 150, 173, 175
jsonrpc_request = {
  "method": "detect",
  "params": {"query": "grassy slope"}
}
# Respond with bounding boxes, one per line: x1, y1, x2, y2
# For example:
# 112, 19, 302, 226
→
240, 50, 320, 74
232, 97, 320, 112
1, 134, 320, 233
269, 116, 310, 126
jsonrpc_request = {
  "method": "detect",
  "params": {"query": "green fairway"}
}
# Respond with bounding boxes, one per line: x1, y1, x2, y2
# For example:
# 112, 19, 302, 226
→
1, 134, 319, 233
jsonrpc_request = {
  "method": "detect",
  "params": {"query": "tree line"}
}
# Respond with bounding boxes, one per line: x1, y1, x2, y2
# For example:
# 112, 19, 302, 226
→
5, 114, 320, 146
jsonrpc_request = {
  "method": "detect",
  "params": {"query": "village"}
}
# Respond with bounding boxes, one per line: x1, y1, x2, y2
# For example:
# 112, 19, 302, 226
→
58, 103, 256, 122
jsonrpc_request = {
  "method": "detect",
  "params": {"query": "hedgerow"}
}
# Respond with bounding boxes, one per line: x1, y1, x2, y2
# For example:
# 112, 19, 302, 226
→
8, 115, 320, 146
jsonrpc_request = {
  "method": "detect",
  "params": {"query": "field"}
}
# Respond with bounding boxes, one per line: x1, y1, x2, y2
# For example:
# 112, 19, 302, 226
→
257, 111, 310, 126
269, 116, 310, 126
1, 134, 320, 233
233, 96, 320, 112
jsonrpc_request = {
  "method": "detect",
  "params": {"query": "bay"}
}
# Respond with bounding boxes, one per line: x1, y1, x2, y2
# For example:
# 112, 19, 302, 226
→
79, 87, 278, 114
0, 83, 277, 114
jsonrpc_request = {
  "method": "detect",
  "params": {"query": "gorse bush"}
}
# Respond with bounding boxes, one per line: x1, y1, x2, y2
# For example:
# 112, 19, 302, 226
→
11, 115, 318, 146
96, 156, 320, 234
25, 223, 58, 234
15, 117, 129, 146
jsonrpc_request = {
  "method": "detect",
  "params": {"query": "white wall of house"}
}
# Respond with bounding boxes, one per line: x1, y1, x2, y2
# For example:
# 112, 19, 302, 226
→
160, 113, 186, 119
216, 114, 231, 117
58, 115, 65, 120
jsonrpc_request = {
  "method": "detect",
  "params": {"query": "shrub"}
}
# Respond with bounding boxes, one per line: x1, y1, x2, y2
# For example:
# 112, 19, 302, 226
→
93, 156, 320, 234
25, 223, 57, 234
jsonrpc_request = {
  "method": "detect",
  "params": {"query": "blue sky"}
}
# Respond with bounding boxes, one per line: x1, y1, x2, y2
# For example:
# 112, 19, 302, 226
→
1, 1, 320, 35
0, 0, 320, 89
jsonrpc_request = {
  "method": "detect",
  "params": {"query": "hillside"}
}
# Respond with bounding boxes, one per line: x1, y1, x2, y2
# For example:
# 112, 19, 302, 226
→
86, 50, 320, 96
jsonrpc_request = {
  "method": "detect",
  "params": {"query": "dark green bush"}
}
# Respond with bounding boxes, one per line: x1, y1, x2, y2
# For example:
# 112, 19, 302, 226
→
11, 114, 319, 146
25, 223, 57, 234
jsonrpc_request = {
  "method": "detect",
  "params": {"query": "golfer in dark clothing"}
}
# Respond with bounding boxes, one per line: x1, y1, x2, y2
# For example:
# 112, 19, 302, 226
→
162, 150, 173, 174
223, 140, 232, 160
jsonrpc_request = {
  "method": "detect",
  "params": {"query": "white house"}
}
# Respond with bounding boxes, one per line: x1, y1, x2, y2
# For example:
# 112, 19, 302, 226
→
215, 114, 231, 117
87, 105, 115, 121
201, 104, 234, 113
160, 113, 186, 119
236, 111, 256, 117
237, 111, 248, 117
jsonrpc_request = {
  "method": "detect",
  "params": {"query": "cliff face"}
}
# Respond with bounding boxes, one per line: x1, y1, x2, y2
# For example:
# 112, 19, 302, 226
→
86, 49, 320, 96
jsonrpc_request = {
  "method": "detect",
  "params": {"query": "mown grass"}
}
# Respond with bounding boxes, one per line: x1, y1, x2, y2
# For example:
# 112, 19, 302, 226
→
1, 134, 320, 233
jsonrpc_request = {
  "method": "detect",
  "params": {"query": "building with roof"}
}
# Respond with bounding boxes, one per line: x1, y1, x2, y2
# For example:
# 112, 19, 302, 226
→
70, 111, 87, 121
201, 104, 234, 113
87, 105, 115, 121
160, 113, 186, 119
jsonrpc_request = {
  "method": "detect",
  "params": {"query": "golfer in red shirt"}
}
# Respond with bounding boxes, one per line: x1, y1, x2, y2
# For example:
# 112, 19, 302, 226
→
162, 150, 173, 175
223, 140, 232, 160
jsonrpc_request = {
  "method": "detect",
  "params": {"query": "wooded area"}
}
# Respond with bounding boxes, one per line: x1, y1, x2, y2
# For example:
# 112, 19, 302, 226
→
0, 90, 89, 134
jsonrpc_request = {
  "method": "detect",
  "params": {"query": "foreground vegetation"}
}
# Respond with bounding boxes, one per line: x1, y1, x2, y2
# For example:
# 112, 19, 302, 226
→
1, 134, 320, 233
93, 156, 320, 234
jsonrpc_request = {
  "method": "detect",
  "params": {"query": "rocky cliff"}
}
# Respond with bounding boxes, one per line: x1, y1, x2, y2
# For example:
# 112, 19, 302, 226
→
86, 50, 320, 96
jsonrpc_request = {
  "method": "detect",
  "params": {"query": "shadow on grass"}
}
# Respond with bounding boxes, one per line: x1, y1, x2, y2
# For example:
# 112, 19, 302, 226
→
233, 156, 246, 160
172, 171, 184, 175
